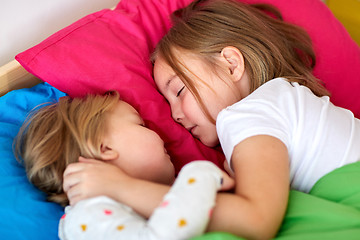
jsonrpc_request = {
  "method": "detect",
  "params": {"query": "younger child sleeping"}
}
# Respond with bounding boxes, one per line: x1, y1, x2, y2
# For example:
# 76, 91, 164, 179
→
15, 91, 234, 240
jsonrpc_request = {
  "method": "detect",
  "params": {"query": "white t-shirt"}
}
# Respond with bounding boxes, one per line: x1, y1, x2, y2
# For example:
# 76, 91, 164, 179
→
217, 78, 360, 192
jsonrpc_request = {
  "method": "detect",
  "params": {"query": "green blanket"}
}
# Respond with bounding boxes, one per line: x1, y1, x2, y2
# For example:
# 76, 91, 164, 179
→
192, 162, 360, 240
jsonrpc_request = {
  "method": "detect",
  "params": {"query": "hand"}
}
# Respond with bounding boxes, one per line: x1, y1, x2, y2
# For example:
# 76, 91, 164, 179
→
63, 157, 129, 205
219, 169, 235, 192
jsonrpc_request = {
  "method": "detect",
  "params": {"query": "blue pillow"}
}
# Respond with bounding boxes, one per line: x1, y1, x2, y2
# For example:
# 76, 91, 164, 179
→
0, 83, 66, 239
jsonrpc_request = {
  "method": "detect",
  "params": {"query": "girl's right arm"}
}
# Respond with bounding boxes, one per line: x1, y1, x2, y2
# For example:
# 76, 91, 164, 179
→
63, 157, 170, 217
63, 158, 233, 217
64, 135, 289, 240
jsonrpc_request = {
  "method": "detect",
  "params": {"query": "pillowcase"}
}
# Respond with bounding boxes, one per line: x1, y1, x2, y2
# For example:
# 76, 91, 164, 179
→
15, 0, 360, 174
0, 83, 66, 239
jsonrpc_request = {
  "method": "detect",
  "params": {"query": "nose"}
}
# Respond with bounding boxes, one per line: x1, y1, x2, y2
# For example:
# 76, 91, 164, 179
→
170, 102, 184, 123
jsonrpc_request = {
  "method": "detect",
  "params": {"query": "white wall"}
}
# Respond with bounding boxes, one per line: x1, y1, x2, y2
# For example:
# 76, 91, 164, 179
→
0, 0, 119, 66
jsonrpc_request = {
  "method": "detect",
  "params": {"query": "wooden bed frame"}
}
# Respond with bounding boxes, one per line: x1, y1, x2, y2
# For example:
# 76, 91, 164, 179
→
0, 60, 42, 97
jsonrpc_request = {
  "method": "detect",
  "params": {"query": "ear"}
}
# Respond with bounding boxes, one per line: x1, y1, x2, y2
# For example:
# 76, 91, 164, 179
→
220, 46, 245, 82
100, 144, 119, 161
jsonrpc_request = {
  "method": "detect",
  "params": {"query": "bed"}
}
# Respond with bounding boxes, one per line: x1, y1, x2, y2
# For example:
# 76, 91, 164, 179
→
0, 0, 359, 239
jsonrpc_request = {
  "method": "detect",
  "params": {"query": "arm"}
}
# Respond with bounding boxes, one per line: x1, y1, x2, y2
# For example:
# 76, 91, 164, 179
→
146, 161, 226, 239
63, 158, 234, 217
61, 161, 229, 240
64, 135, 289, 239
125, 135, 289, 239
207, 135, 290, 239
63, 157, 170, 217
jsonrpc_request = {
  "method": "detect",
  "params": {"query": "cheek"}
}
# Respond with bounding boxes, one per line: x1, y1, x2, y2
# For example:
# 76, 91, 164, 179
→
130, 152, 173, 183
200, 123, 219, 147
181, 93, 204, 121
122, 152, 155, 179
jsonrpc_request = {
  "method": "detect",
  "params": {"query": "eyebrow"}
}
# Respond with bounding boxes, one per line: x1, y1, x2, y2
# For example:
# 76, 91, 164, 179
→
165, 75, 177, 89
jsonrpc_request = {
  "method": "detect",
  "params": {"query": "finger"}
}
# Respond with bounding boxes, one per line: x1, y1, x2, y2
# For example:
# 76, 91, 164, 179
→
63, 178, 77, 193
78, 156, 99, 164
222, 178, 235, 192
63, 163, 81, 177
63, 173, 80, 193
67, 188, 83, 206
67, 184, 93, 206
219, 170, 235, 191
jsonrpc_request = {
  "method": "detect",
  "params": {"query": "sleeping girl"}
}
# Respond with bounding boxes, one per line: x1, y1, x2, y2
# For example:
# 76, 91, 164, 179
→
15, 91, 234, 240
152, 0, 360, 238
63, 1, 360, 239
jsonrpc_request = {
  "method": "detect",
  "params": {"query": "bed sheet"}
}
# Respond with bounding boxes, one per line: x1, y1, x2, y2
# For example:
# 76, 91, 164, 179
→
1, 83, 360, 239
194, 161, 360, 240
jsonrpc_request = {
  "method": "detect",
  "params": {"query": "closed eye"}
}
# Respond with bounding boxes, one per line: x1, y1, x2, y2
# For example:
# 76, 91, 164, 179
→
177, 86, 185, 97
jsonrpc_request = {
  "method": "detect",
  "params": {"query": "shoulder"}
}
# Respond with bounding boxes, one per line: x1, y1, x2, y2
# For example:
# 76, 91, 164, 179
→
216, 78, 298, 162
226, 77, 323, 112
219, 78, 300, 116
247, 78, 301, 101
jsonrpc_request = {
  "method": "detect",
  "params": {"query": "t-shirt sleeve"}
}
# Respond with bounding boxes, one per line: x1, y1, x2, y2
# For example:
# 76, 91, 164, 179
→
216, 79, 295, 166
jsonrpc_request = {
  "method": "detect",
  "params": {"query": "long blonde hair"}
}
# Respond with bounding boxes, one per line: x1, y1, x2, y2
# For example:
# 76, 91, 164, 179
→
154, 0, 330, 122
15, 92, 120, 206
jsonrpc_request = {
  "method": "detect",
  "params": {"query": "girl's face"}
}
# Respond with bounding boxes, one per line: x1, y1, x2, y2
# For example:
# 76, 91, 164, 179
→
154, 52, 243, 147
102, 101, 175, 185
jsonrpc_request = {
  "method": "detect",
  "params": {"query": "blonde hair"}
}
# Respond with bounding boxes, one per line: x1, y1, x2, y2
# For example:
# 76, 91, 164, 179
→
15, 92, 120, 206
154, 0, 330, 122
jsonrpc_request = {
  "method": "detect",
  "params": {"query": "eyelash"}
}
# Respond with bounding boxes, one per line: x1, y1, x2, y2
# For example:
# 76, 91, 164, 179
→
177, 86, 185, 97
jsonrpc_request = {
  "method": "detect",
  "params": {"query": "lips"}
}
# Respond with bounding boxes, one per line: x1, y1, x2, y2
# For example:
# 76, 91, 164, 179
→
186, 126, 194, 132
187, 126, 197, 135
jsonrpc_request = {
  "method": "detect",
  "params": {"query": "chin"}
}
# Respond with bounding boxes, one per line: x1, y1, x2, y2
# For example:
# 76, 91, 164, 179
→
159, 174, 175, 185
161, 164, 176, 185
168, 175, 176, 185
200, 137, 219, 148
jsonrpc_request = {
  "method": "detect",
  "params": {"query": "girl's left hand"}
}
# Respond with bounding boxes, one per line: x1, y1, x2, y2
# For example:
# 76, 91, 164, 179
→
63, 157, 130, 205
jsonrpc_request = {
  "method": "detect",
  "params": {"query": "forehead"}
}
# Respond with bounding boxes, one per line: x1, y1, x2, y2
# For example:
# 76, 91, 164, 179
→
154, 51, 208, 83
153, 56, 175, 88
154, 55, 174, 75
109, 101, 142, 123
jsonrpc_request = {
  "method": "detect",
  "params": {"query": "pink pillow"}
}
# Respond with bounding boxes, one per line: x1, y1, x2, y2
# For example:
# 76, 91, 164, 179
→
16, 0, 360, 173
242, 0, 360, 115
